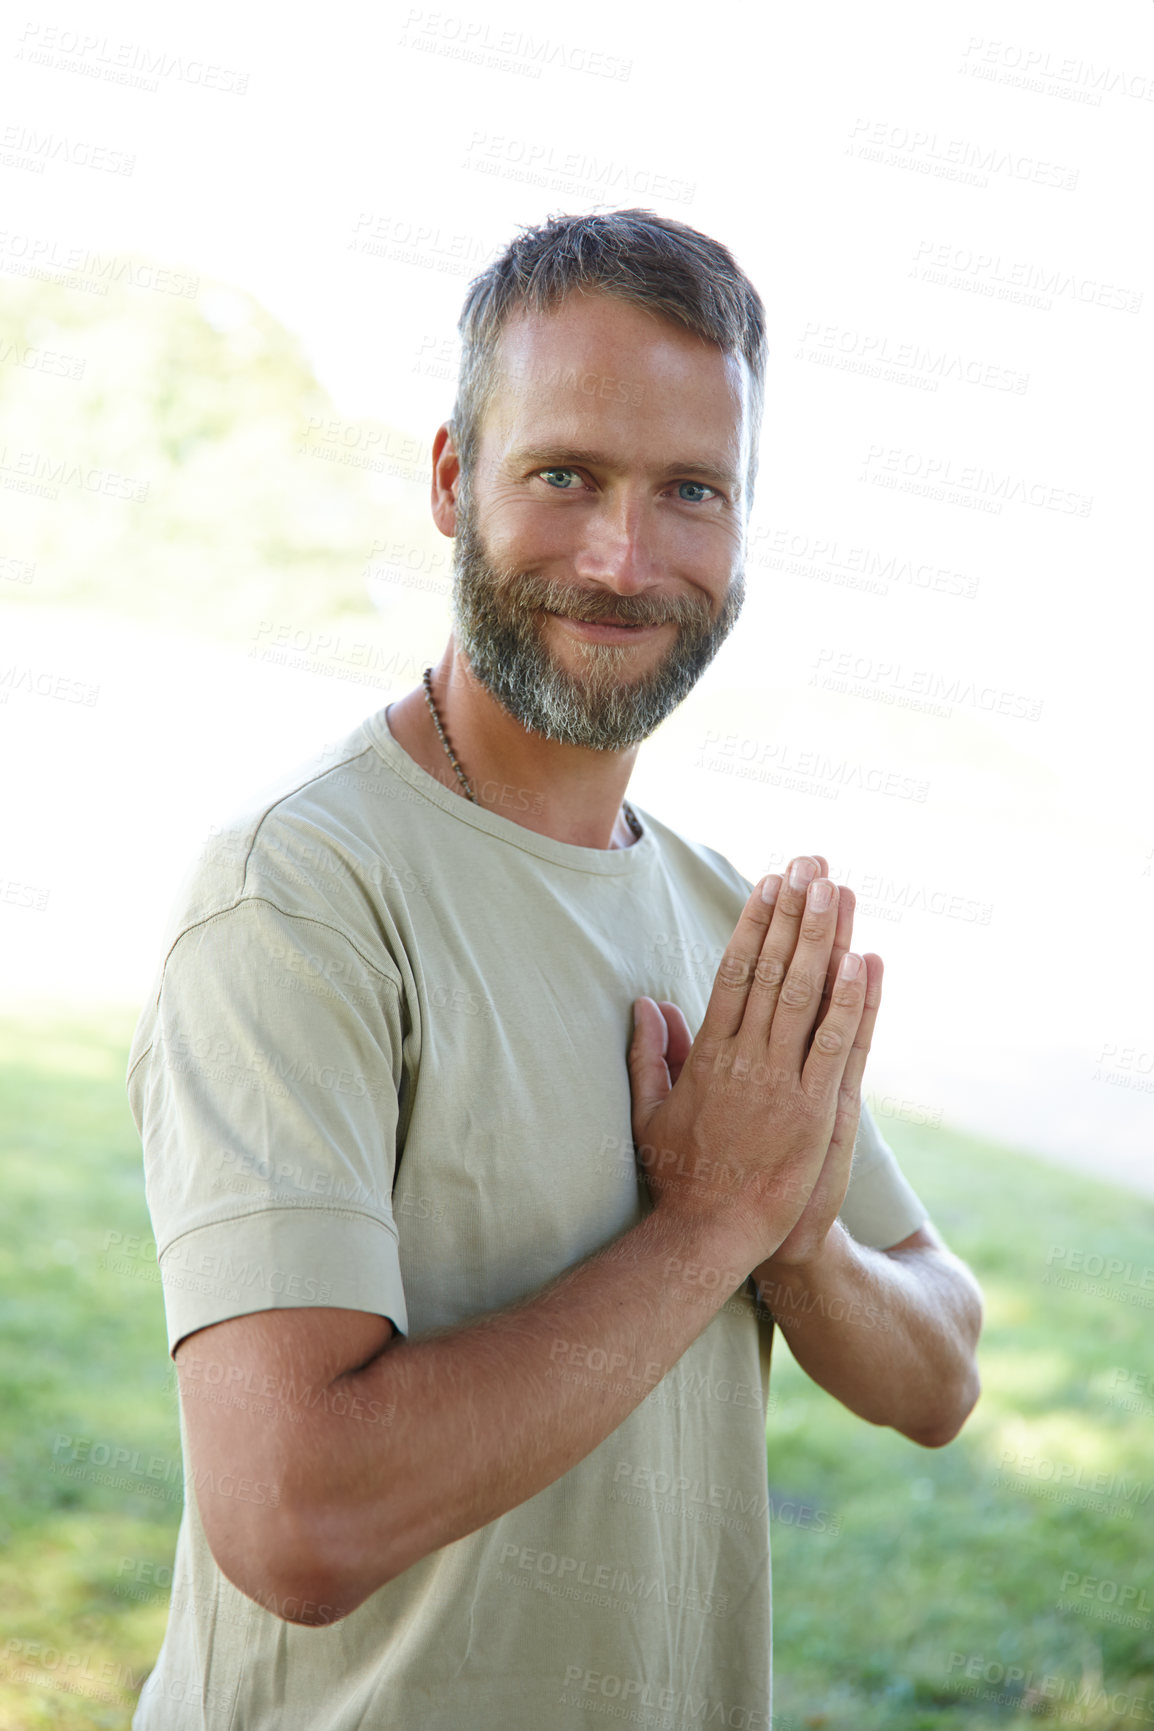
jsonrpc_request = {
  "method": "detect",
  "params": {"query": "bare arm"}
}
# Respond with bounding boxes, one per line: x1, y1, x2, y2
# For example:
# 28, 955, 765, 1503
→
750, 1219, 983, 1446
176, 1204, 759, 1626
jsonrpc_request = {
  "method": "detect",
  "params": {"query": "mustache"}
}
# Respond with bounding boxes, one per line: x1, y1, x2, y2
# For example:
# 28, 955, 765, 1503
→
487, 567, 715, 631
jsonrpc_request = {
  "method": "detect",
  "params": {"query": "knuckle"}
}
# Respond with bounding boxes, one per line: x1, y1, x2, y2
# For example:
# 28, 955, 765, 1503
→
831, 980, 864, 1007
812, 1025, 845, 1055
752, 953, 786, 990
779, 974, 815, 1010
798, 917, 828, 945
716, 954, 751, 992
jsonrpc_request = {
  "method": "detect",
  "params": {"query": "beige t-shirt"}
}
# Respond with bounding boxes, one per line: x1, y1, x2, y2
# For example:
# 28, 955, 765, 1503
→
126, 706, 927, 1731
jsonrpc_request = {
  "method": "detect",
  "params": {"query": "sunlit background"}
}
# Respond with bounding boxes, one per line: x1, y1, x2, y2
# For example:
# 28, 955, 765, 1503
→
3, 0, 1150, 1190
2, 1, 1152, 1726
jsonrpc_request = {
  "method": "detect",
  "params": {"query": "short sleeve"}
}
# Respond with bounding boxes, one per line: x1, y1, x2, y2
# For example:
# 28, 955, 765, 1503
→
128, 896, 410, 1355
837, 1101, 929, 1249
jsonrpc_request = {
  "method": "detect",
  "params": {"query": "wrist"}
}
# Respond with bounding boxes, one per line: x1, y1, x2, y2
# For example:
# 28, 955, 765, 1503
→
754, 1219, 854, 1292
645, 1197, 763, 1295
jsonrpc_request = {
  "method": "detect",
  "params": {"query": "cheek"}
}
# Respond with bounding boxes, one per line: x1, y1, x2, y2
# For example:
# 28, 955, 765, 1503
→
482, 505, 573, 568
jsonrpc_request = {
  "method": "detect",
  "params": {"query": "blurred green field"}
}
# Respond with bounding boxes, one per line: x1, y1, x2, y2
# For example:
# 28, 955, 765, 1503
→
1, 1009, 1151, 1729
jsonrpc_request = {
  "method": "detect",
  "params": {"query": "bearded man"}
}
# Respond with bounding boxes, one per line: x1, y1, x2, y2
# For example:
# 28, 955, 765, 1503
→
128, 207, 982, 1730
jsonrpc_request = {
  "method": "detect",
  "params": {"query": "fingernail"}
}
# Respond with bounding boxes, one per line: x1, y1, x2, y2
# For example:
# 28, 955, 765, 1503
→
760, 874, 782, 904
789, 856, 818, 891
809, 878, 834, 911
839, 953, 863, 980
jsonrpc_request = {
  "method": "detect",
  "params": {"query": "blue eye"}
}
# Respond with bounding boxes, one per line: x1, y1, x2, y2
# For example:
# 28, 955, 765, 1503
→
534, 469, 719, 501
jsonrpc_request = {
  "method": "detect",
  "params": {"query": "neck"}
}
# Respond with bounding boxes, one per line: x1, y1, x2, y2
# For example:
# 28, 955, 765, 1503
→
385, 644, 643, 851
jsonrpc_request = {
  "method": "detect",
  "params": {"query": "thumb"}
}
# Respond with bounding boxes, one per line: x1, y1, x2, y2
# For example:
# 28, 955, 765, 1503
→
628, 997, 673, 1136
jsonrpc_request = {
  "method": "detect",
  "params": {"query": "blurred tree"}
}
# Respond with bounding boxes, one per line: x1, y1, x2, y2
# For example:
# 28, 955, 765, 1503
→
0, 257, 443, 643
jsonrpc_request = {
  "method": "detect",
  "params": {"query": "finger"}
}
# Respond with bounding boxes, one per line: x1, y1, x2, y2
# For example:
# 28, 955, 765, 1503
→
654, 1001, 693, 1088
742, 861, 838, 1052
814, 885, 856, 1037
834, 952, 883, 1105
628, 997, 674, 1136
768, 856, 826, 880
797, 950, 868, 1102
694, 874, 783, 1048
818, 953, 883, 1186
806, 852, 832, 1016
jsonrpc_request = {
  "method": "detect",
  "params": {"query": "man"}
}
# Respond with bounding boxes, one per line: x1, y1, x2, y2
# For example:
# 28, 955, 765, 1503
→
128, 208, 982, 1729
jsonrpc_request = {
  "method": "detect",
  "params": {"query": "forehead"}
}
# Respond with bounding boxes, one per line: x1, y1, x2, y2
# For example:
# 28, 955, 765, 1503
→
485, 290, 751, 449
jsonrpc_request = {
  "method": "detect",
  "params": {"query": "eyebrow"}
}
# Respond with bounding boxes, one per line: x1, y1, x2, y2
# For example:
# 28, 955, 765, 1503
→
510, 445, 742, 499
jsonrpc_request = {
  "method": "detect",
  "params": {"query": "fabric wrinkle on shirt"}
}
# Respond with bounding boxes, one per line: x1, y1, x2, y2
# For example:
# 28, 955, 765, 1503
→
126, 704, 929, 1730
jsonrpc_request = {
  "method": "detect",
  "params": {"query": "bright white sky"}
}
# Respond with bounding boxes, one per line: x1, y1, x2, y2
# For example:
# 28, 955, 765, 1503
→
2, 0, 1152, 1190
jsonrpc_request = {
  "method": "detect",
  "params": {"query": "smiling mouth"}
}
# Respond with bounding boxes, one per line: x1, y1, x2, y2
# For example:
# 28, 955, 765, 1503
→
545, 610, 660, 630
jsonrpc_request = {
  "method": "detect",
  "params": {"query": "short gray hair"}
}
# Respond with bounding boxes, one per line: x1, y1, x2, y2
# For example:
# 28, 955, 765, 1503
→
448, 208, 767, 507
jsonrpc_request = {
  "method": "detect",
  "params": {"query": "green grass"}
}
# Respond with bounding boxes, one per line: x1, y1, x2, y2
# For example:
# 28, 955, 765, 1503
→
768, 1119, 1154, 1729
0, 1009, 177, 1730
1, 1013, 1151, 1728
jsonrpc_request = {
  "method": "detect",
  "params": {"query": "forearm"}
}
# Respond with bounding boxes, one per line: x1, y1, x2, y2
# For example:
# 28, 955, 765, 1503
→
751, 1223, 982, 1446
279, 1205, 758, 1619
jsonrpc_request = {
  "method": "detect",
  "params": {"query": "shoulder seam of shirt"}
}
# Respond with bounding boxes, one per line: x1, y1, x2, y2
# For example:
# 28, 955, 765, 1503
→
238, 739, 380, 892
158, 1202, 402, 1263
126, 893, 404, 1090
127, 736, 386, 1089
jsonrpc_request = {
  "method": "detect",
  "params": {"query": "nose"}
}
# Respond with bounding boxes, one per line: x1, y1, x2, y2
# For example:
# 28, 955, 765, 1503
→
571, 488, 664, 599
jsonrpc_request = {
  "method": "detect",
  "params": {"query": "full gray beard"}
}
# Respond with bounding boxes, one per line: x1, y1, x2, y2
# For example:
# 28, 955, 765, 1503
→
449, 483, 746, 751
